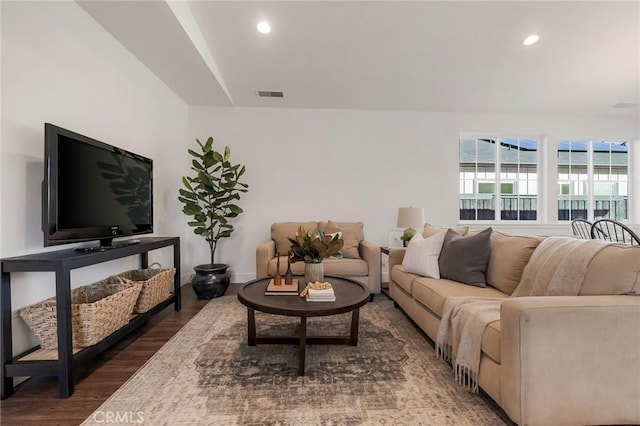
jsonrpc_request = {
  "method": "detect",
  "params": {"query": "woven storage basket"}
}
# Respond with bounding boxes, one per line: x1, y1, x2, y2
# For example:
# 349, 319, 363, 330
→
118, 266, 175, 313
18, 276, 142, 349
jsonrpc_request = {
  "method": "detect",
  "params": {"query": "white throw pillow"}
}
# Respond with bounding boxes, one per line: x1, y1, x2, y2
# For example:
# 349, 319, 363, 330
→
401, 231, 446, 278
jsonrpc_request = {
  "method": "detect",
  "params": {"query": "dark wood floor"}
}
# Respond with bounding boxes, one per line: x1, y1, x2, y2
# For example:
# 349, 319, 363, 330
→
0, 284, 235, 426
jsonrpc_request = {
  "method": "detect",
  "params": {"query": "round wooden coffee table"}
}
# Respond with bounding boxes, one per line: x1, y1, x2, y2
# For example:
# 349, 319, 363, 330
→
237, 275, 369, 376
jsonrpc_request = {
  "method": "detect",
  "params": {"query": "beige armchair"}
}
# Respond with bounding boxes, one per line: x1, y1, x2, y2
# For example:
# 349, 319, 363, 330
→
256, 221, 381, 297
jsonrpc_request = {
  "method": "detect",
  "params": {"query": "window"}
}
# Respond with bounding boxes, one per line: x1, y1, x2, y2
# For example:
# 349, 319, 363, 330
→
460, 137, 538, 221
557, 140, 629, 221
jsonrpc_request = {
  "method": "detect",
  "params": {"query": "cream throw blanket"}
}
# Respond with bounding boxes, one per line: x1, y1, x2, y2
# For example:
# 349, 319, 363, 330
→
512, 237, 610, 297
436, 237, 610, 392
436, 297, 502, 391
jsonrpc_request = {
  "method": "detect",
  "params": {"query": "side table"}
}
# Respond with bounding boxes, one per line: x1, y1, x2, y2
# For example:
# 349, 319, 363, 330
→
380, 246, 405, 298
380, 246, 391, 299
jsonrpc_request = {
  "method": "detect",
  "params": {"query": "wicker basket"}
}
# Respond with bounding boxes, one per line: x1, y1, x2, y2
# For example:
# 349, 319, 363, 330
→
18, 276, 142, 349
118, 266, 175, 313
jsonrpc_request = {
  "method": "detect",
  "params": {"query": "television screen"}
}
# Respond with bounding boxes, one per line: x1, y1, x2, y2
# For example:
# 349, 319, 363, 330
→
43, 123, 153, 248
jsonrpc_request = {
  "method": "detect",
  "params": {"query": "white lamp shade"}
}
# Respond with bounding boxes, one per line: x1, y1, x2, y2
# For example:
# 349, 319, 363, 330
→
397, 207, 425, 229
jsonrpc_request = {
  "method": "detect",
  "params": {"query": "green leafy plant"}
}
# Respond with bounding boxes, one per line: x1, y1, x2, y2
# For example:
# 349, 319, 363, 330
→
178, 137, 248, 265
288, 227, 344, 264
401, 228, 416, 243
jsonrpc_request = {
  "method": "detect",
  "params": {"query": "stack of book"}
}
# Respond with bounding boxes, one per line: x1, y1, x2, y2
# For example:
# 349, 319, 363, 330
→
306, 286, 335, 302
265, 278, 299, 296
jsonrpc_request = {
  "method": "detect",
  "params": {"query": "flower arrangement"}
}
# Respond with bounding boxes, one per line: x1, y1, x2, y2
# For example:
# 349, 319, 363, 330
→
287, 226, 344, 264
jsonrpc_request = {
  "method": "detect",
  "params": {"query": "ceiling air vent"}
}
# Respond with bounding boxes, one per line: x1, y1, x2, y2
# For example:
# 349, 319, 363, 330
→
612, 103, 638, 109
257, 90, 284, 98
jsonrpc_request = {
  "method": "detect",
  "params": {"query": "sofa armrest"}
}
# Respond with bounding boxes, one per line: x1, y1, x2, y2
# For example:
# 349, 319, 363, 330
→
359, 240, 381, 293
387, 248, 406, 279
501, 295, 640, 426
256, 240, 276, 279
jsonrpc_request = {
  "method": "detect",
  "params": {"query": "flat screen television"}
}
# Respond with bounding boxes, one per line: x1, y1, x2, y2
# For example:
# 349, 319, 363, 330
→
43, 123, 153, 250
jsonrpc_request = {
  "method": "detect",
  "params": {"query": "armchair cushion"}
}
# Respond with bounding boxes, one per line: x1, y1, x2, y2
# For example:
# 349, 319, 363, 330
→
270, 222, 318, 255
319, 221, 364, 259
268, 256, 368, 276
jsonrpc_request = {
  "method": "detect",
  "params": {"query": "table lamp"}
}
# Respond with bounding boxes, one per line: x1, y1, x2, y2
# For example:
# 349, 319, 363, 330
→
397, 207, 425, 246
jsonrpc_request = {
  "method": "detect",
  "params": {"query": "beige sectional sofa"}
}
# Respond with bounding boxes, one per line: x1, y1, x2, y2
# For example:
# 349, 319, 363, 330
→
256, 221, 380, 295
388, 227, 640, 426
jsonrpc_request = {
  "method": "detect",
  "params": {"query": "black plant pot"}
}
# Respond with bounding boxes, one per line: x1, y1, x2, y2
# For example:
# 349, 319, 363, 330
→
191, 264, 231, 299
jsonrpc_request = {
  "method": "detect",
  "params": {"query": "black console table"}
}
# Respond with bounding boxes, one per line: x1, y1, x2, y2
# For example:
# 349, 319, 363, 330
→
0, 236, 180, 399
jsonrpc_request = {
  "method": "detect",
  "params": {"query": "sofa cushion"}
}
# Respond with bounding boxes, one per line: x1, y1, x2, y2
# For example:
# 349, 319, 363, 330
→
580, 244, 640, 295
481, 320, 502, 364
271, 222, 319, 255
438, 227, 492, 287
319, 221, 364, 259
423, 224, 469, 238
401, 231, 446, 278
486, 232, 541, 295
268, 256, 368, 277
391, 264, 420, 294
411, 277, 508, 318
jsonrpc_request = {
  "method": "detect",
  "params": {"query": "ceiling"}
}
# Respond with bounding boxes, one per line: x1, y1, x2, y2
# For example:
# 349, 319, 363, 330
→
78, 1, 640, 117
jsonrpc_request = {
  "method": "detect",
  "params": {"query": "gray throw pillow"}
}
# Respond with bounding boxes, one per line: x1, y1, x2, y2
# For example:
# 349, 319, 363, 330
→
438, 227, 492, 287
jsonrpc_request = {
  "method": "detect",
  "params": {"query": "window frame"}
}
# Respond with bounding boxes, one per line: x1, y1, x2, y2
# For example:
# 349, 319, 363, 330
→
556, 139, 630, 222
459, 134, 541, 223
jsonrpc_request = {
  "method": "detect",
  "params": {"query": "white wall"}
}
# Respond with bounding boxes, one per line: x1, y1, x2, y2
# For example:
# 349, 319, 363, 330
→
189, 106, 639, 282
1, 2, 188, 355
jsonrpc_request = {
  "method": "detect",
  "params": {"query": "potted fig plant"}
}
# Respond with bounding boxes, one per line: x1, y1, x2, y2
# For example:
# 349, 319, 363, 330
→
288, 227, 344, 283
178, 137, 248, 298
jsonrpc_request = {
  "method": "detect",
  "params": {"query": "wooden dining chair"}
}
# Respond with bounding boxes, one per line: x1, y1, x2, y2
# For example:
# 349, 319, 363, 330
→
591, 219, 640, 246
570, 218, 592, 240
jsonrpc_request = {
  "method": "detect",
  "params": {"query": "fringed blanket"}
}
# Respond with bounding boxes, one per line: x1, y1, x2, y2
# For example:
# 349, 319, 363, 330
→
436, 237, 610, 392
436, 297, 502, 392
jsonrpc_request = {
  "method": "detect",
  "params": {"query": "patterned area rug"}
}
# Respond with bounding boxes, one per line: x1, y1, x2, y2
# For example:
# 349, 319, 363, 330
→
82, 296, 510, 425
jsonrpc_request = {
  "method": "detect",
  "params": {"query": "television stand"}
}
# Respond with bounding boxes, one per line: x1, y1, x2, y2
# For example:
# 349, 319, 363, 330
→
1, 236, 180, 399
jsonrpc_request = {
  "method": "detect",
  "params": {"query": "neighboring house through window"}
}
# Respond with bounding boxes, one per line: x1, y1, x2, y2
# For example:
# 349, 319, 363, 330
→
557, 140, 629, 221
459, 136, 539, 221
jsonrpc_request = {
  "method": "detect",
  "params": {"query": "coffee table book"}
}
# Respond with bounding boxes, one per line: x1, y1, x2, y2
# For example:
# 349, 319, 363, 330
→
265, 278, 299, 295
306, 287, 336, 302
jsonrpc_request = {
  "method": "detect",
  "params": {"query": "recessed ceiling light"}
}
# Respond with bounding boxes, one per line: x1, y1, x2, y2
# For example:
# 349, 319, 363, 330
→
523, 34, 540, 46
257, 21, 271, 34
